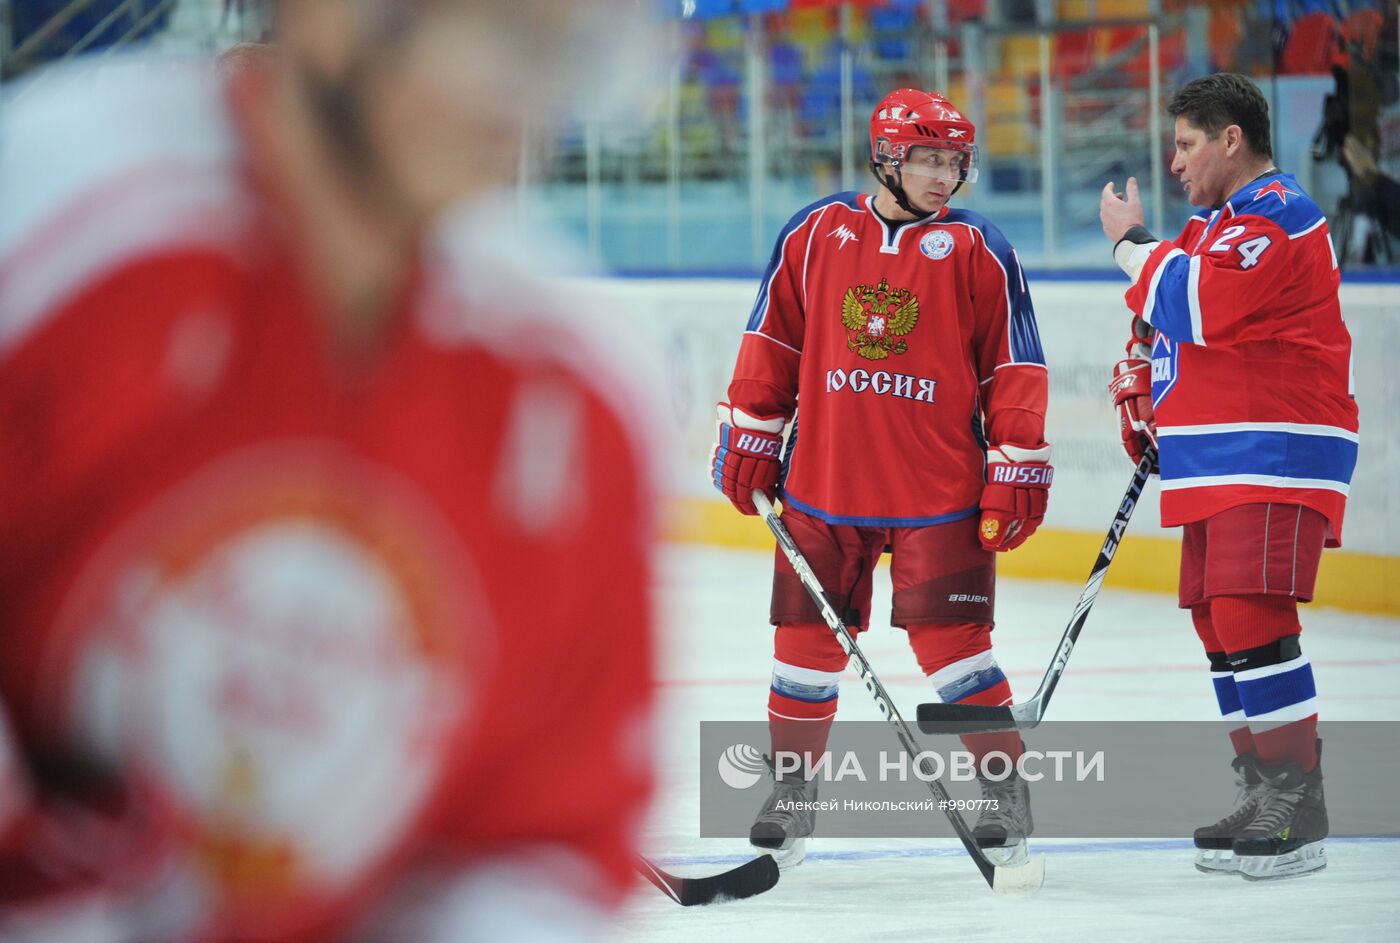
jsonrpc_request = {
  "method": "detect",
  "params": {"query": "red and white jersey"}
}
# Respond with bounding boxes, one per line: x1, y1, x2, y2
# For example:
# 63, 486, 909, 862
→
1125, 172, 1357, 542
729, 192, 1048, 525
0, 57, 654, 941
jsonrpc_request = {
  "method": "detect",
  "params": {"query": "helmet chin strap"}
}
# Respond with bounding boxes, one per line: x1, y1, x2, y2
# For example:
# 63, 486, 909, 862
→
870, 162, 925, 218
870, 161, 966, 218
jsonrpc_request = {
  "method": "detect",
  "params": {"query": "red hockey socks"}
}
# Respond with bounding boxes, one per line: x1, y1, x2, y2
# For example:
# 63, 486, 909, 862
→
1191, 603, 1257, 758
767, 623, 851, 767
906, 622, 1023, 766
1209, 594, 1317, 772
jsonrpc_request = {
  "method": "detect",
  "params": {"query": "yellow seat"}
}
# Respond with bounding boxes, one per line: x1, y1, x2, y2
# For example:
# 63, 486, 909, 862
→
987, 120, 1035, 156
1095, 0, 1150, 18
985, 79, 1028, 118
1056, 0, 1092, 21
999, 35, 1042, 78
942, 79, 968, 110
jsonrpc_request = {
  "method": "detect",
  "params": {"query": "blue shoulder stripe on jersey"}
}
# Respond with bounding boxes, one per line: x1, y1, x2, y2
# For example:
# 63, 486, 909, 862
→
1158, 428, 1358, 488
1225, 172, 1325, 237
778, 488, 981, 528
941, 208, 1045, 364
745, 192, 862, 332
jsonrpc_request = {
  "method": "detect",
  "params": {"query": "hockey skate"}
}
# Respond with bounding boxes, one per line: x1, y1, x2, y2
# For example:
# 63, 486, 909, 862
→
749, 757, 817, 870
972, 768, 1033, 867
1232, 743, 1328, 881
1193, 753, 1264, 874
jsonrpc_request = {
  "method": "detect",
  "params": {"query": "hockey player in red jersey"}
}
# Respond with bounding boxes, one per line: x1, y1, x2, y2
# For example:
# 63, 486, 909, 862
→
0, 2, 657, 939
710, 88, 1051, 867
1101, 73, 1355, 880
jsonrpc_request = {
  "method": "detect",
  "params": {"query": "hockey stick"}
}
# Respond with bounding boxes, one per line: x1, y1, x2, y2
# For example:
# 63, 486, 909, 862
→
916, 449, 1156, 734
635, 853, 779, 906
751, 491, 1044, 895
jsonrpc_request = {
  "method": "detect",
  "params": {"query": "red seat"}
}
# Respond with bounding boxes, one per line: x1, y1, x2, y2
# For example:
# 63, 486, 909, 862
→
1053, 29, 1095, 78
1279, 11, 1340, 75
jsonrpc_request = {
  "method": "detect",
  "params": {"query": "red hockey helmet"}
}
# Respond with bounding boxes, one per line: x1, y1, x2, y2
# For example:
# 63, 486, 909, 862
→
869, 88, 979, 210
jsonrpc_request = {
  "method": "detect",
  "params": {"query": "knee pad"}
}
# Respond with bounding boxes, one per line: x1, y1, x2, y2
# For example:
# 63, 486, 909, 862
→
905, 622, 992, 676
1209, 594, 1301, 655
770, 623, 846, 727
1223, 634, 1304, 673
774, 622, 850, 673
906, 622, 1010, 706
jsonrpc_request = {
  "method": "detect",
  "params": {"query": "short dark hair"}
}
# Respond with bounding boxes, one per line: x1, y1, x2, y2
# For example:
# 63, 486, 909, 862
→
1167, 73, 1273, 160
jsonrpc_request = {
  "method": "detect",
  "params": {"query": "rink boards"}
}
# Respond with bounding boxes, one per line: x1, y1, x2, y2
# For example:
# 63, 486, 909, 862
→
565, 276, 1400, 615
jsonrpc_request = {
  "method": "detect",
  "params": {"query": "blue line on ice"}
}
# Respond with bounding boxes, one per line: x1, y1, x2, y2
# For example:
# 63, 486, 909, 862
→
655, 835, 1400, 869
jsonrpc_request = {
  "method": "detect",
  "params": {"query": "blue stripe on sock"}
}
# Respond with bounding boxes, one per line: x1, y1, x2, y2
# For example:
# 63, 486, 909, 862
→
938, 666, 1007, 705
1211, 674, 1242, 716
1236, 660, 1316, 717
771, 677, 839, 704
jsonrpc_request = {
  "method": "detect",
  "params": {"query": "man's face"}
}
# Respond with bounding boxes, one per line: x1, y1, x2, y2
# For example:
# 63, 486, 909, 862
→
289, 0, 658, 221
897, 145, 966, 214
1170, 116, 1233, 208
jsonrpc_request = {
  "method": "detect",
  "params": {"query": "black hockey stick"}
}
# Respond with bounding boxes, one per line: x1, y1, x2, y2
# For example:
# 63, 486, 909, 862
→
751, 491, 1044, 895
916, 449, 1156, 735
635, 853, 779, 906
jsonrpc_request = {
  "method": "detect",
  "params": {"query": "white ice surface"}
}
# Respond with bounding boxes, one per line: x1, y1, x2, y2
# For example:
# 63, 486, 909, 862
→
620, 545, 1400, 942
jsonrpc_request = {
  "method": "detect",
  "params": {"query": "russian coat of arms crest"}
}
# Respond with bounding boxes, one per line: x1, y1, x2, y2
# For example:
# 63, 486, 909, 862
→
840, 277, 919, 360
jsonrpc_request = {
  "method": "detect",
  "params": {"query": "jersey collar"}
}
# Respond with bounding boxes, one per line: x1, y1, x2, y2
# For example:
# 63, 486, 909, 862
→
862, 194, 945, 254
1219, 168, 1287, 213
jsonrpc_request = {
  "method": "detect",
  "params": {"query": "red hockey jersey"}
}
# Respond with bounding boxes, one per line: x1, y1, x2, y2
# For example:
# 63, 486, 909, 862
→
728, 192, 1048, 526
0, 59, 653, 940
1125, 172, 1357, 542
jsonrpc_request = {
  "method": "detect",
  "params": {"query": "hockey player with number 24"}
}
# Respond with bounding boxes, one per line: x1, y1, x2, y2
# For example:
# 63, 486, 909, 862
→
1101, 73, 1358, 881
710, 88, 1050, 869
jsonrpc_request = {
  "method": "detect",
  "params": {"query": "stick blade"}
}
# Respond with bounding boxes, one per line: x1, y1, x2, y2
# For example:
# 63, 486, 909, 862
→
916, 701, 1019, 734
639, 854, 780, 906
992, 854, 1046, 896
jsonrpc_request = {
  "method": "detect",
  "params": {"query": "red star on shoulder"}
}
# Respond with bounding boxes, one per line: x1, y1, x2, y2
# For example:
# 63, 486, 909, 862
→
1255, 180, 1298, 204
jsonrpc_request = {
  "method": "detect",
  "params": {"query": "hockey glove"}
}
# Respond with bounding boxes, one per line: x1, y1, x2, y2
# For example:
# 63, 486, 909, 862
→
711, 402, 784, 516
979, 444, 1053, 552
1109, 341, 1158, 472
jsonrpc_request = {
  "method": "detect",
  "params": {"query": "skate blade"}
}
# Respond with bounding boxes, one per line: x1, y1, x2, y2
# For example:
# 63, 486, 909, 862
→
990, 851, 1045, 896
982, 839, 1029, 868
751, 837, 807, 871
1193, 848, 1238, 874
1238, 841, 1326, 881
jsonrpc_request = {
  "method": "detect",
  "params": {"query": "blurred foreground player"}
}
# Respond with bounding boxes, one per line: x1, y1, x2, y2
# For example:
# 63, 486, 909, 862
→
1101, 73, 1356, 880
0, 1, 656, 939
711, 89, 1051, 868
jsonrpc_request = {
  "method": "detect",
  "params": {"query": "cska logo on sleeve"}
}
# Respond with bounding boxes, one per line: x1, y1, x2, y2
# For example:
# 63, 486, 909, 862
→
840, 277, 919, 360
1254, 181, 1297, 204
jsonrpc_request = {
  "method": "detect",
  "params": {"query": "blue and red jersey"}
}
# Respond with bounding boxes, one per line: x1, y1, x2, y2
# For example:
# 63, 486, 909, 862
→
727, 192, 1048, 526
1125, 172, 1358, 543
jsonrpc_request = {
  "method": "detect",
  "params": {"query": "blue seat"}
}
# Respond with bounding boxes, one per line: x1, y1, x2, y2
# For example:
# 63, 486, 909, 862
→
15, 0, 172, 65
